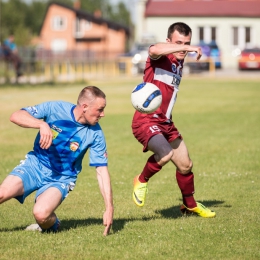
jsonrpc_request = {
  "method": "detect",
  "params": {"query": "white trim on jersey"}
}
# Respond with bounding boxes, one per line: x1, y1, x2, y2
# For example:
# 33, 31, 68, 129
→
154, 67, 180, 87
154, 67, 180, 119
166, 89, 178, 119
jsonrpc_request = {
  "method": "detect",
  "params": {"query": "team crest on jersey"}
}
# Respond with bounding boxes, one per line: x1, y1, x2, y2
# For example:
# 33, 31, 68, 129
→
70, 142, 79, 152
172, 63, 177, 73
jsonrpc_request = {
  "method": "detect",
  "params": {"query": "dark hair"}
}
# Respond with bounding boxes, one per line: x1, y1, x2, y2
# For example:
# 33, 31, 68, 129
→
77, 86, 106, 105
167, 22, 192, 39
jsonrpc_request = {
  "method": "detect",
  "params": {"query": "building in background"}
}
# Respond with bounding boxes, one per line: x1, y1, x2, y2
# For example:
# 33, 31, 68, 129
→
38, 1, 130, 60
135, 0, 260, 69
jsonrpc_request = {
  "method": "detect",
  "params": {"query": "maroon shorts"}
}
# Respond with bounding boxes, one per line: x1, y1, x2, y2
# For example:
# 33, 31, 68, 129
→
132, 121, 182, 152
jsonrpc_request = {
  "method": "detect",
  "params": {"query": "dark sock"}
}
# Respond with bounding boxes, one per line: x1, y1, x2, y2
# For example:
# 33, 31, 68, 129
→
176, 170, 197, 208
41, 217, 60, 233
139, 155, 162, 183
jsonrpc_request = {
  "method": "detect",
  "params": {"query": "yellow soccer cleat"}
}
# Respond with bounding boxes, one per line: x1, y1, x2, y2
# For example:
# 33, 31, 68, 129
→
133, 175, 148, 207
180, 202, 216, 218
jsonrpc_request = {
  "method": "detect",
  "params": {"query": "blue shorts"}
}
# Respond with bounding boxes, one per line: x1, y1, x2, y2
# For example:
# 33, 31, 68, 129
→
10, 152, 76, 204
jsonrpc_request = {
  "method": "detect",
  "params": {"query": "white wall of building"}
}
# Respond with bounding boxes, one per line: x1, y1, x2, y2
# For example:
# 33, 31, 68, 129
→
135, 1, 260, 69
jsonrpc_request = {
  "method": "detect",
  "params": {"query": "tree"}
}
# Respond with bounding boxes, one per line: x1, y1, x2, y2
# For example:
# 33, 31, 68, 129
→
0, 0, 28, 44
0, 0, 132, 46
107, 2, 132, 27
24, 1, 49, 35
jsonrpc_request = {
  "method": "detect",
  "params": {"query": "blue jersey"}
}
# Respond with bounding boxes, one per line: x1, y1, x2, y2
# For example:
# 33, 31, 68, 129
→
3, 39, 17, 56
22, 101, 108, 177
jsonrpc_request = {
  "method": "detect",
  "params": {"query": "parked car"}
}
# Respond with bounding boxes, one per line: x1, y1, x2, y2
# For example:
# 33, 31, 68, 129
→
238, 48, 260, 70
117, 43, 150, 74
186, 41, 221, 73
130, 43, 150, 73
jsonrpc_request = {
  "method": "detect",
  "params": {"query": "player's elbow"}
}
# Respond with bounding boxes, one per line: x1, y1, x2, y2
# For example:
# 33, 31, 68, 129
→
10, 110, 27, 124
10, 110, 21, 124
149, 45, 161, 58
10, 112, 17, 123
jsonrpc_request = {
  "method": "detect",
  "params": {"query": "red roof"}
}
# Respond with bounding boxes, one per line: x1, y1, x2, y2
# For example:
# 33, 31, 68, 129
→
145, 0, 260, 17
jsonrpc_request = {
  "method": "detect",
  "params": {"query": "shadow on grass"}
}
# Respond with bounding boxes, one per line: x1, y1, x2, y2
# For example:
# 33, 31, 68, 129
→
0, 216, 154, 233
156, 199, 226, 219
0, 200, 226, 233
59, 215, 156, 234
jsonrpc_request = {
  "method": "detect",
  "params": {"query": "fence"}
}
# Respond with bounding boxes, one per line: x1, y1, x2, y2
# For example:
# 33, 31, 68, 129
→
0, 57, 136, 84
0, 47, 216, 84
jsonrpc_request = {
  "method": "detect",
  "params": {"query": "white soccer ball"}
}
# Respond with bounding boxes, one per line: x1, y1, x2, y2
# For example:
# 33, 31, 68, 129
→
131, 82, 162, 114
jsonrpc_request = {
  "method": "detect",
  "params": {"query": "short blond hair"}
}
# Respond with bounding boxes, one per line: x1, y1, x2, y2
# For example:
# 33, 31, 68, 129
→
77, 86, 106, 105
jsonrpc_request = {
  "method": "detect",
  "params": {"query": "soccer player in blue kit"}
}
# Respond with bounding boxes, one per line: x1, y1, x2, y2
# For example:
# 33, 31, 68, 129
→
0, 86, 113, 235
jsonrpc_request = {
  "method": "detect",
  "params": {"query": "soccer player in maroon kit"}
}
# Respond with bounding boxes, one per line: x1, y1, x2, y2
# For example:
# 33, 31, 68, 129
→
132, 22, 215, 217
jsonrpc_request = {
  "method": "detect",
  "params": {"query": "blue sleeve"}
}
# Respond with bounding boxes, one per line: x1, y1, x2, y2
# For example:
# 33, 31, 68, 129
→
89, 130, 108, 167
22, 102, 53, 121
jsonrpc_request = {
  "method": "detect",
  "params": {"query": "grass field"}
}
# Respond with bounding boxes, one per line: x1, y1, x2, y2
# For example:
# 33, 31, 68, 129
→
0, 76, 259, 260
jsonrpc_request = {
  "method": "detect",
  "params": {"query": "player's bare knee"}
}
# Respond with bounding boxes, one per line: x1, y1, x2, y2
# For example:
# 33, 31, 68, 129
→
33, 207, 48, 225
178, 160, 193, 174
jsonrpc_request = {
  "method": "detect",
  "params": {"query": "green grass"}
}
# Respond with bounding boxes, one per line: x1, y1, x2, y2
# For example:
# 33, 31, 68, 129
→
0, 77, 260, 260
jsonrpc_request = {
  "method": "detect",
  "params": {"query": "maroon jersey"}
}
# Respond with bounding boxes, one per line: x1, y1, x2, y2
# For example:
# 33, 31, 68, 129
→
132, 53, 183, 124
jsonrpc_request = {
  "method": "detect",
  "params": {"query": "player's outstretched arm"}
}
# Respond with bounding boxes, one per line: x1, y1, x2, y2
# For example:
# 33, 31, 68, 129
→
149, 43, 202, 60
10, 109, 53, 149
96, 166, 114, 236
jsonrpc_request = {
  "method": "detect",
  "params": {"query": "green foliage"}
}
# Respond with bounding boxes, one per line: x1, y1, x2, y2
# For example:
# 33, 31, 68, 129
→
0, 0, 28, 41
76, 0, 132, 27
0, 77, 259, 259
106, 2, 132, 26
0, 0, 132, 46
80, 0, 107, 14
24, 1, 50, 35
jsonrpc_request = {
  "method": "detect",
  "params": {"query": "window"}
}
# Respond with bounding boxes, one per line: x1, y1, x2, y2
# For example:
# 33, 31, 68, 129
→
199, 27, 204, 41
75, 18, 92, 38
52, 16, 67, 31
211, 27, 216, 41
232, 26, 252, 48
245, 27, 251, 43
233, 27, 238, 45
198, 26, 217, 43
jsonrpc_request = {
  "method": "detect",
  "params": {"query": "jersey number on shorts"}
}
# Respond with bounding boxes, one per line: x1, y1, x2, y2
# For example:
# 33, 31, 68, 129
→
149, 125, 161, 133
